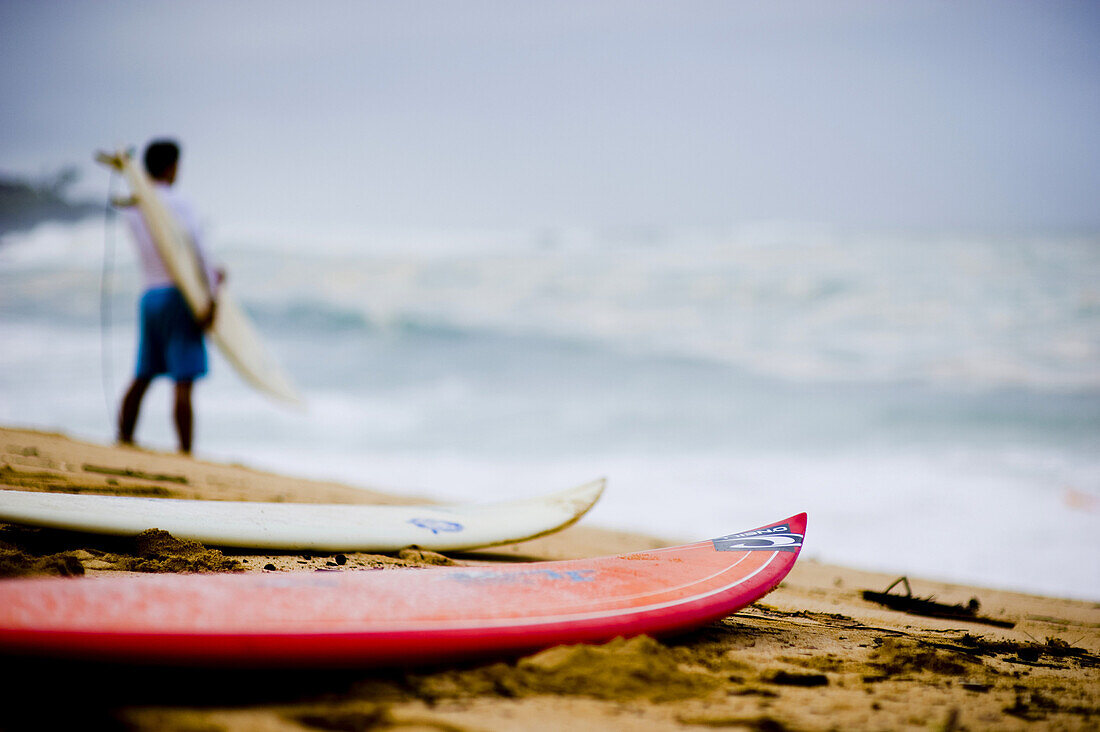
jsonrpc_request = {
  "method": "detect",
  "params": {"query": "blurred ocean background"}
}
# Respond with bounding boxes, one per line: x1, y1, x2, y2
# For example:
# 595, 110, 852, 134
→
2, 218, 1097, 599
1, 1, 1098, 600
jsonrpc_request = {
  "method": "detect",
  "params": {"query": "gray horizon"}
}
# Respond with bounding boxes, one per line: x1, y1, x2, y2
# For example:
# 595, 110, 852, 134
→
2, 1, 1098, 234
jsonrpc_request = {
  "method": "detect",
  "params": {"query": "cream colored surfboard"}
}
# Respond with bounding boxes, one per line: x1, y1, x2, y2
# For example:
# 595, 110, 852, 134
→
96, 149, 302, 405
0, 479, 604, 552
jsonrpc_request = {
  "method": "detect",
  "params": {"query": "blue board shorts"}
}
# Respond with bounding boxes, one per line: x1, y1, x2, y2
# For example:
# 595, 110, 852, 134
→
135, 286, 208, 381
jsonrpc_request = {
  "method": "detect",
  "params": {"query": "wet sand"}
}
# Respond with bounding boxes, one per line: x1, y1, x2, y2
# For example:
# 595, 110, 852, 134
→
1, 426, 1096, 730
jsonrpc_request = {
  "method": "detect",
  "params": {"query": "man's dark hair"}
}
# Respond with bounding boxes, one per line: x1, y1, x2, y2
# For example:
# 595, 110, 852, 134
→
143, 139, 180, 179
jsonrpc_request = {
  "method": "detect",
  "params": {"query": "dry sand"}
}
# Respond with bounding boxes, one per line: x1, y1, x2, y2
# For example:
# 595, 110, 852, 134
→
0, 425, 1096, 731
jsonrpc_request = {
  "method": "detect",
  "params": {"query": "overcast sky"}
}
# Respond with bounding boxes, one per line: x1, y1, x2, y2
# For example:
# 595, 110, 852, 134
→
2, 1, 1098, 232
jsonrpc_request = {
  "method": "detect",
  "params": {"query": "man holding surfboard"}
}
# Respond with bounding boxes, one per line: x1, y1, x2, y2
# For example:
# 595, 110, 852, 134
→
117, 139, 223, 454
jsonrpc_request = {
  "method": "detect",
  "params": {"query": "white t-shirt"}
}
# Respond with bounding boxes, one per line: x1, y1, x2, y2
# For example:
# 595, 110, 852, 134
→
122, 182, 218, 293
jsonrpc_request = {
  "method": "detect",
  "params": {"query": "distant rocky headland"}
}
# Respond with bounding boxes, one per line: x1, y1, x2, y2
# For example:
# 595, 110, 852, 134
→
0, 167, 102, 238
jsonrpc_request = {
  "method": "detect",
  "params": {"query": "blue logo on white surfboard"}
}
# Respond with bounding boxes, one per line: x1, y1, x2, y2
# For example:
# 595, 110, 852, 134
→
408, 518, 464, 534
712, 523, 802, 553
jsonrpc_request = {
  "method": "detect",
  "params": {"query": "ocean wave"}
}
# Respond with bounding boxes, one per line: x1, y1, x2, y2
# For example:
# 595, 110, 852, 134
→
225, 228, 1100, 390
4, 220, 1099, 390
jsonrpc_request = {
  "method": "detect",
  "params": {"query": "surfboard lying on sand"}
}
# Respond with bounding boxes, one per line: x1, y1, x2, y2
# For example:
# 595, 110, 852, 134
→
0, 513, 805, 667
0, 480, 604, 552
95, 148, 302, 405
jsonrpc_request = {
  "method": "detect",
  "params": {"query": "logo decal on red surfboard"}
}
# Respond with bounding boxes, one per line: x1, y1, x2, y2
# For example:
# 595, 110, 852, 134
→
712, 523, 803, 552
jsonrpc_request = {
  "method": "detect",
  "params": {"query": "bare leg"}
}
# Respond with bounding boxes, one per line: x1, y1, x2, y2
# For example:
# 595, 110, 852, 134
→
118, 377, 151, 446
174, 380, 194, 454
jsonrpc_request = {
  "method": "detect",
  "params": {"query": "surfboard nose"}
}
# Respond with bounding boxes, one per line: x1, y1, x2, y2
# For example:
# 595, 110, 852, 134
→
709, 513, 807, 554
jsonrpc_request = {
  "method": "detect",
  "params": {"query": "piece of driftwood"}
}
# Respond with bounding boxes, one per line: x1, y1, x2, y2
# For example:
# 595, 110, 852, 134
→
861, 577, 1015, 629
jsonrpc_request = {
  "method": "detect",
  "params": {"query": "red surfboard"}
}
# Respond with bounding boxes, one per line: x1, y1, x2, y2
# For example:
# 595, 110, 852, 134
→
0, 514, 805, 667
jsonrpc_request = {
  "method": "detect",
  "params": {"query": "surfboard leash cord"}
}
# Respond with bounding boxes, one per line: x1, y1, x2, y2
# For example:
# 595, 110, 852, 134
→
100, 169, 120, 423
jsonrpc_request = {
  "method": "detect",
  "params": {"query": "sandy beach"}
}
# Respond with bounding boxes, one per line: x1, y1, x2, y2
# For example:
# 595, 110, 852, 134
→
0, 425, 1096, 731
